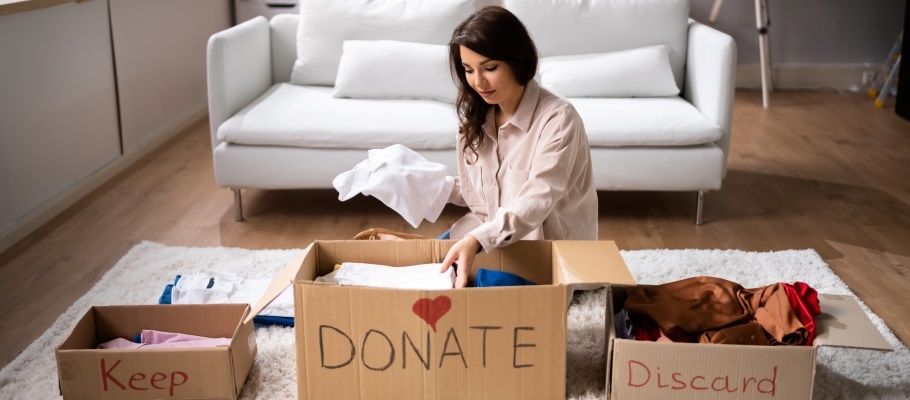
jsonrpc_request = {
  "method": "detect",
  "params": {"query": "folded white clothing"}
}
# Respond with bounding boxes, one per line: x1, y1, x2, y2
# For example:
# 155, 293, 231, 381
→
333, 144, 454, 228
172, 270, 294, 318
316, 262, 455, 290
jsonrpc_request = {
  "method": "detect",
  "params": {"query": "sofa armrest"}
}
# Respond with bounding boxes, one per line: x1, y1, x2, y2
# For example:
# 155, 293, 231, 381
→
207, 16, 273, 149
684, 19, 737, 161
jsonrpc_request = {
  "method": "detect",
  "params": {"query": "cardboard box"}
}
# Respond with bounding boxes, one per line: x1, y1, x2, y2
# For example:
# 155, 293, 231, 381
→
55, 304, 256, 400
249, 240, 636, 400
605, 285, 893, 400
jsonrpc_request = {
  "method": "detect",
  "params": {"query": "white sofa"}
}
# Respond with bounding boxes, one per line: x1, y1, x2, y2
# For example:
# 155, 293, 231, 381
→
207, 0, 736, 224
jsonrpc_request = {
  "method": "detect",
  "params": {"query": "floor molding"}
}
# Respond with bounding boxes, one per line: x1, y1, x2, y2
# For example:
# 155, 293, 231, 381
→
736, 63, 882, 92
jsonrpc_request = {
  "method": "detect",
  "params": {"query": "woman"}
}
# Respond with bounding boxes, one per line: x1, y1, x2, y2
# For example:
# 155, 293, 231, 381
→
440, 6, 598, 288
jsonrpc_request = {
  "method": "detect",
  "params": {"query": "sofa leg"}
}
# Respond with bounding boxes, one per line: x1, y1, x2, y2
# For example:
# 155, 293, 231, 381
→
695, 191, 705, 225
233, 188, 244, 222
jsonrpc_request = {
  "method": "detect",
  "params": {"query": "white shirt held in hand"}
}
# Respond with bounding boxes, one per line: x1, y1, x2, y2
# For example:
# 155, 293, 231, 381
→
333, 144, 454, 228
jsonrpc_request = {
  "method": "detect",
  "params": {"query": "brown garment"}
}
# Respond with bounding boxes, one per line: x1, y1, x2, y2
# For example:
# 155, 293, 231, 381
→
625, 276, 808, 346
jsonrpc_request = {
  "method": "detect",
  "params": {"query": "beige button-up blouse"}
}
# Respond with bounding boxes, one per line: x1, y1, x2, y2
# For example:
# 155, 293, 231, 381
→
448, 80, 598, 251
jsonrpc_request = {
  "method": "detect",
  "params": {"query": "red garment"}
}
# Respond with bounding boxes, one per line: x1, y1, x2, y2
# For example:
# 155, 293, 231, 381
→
630, 314, 687, 342
781, 282, 821, 345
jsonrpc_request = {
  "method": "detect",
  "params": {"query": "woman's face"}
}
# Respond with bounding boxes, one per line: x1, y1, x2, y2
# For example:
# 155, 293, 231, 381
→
459, 45, 523, 108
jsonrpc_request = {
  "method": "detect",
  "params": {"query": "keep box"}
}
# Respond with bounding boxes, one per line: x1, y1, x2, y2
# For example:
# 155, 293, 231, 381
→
55, 303, 256, 400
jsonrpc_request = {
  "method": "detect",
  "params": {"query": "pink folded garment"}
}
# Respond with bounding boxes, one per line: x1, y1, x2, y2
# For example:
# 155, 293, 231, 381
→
98, 338, 144, 350
139, 338, 232, 349
140, 329, 217, 344
97, 329, 231, 349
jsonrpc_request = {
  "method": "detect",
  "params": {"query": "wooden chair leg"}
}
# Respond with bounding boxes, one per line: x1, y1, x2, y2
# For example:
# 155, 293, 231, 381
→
756, 0, 773, 108
708, 0, 724, 24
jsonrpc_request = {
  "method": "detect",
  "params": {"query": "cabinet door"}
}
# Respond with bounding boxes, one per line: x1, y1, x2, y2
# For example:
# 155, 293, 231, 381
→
0, 0, 121, 230
234, 0, 299, 24
109, 0, 232, 154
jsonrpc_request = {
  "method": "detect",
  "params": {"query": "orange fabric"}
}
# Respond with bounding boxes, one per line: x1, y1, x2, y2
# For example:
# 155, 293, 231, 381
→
625, 276, 814, 346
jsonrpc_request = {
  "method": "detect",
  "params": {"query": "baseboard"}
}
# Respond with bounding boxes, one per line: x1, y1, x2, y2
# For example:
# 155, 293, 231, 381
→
736, 63, 882, 92
123, 105, 208, 155
0, 108, 208, 254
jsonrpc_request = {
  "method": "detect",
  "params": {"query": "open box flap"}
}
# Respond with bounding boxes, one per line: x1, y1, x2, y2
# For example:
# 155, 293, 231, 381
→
244, 243, 312, 325
813, 293, 892, 351
552, 240, 636, 287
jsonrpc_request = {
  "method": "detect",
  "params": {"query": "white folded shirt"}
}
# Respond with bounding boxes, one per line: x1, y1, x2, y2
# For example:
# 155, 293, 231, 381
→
172, 270, 294, 318
316, 262, 455, 290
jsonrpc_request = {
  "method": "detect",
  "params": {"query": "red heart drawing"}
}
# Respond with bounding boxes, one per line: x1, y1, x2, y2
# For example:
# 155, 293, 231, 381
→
412, 296, 452, 332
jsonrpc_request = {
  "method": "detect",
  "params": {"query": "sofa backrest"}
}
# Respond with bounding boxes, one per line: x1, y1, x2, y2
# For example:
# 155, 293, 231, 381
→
270, 13, 299, 84
505, 0, 689, 90
271, 0, 689, 88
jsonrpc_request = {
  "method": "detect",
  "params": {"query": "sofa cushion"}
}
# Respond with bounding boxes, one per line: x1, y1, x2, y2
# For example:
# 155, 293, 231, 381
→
569, 97, 723, 146
539, 45, 679, 98
217, 83, 458, 149
506, 0, 689, 91
217, 85, 720, 150
333, 40, 456, 103
290, 0, 473, 86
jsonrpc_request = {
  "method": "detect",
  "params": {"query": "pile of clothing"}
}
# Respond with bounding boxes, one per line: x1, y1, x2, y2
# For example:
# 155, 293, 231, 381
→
158, 264, 538, 327
316, 262, 536, 289
316, 262, 456, 289
615, 276, 821, 346
159, 270, 295, 327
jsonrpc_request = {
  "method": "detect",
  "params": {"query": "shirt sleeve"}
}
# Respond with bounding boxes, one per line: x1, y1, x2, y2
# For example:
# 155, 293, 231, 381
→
469, 108, 583, 251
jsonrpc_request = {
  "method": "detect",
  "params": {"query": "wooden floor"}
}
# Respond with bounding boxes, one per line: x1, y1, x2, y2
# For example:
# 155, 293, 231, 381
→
1, 90, 909, 370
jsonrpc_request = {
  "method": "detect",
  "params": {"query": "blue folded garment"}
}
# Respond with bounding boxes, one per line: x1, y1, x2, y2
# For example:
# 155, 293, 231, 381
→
475, 268, 536, 287
158, 275, 294, 327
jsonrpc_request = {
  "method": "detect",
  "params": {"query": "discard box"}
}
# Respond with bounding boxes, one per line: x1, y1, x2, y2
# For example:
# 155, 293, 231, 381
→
605, 285, 893, 400
249, 240, 635, 400
55, 304, 256, 400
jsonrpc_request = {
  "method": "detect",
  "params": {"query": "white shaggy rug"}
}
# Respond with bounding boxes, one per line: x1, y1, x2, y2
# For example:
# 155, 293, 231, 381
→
1, 241, 909, 399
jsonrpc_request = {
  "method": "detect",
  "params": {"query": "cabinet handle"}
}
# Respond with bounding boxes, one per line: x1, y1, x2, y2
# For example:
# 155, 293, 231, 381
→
266, 2, 296, 7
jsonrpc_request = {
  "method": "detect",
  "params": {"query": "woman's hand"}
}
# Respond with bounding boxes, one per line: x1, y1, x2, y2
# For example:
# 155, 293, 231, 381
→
440, 235, 481, 288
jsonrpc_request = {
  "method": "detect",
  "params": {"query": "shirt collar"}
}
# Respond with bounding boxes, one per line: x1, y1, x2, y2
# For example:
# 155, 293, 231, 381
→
483, 80, 541, 137
511, 79, 540, 133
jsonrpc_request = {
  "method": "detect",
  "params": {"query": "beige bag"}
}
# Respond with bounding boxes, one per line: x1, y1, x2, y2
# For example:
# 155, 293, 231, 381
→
352, 228, 426, 241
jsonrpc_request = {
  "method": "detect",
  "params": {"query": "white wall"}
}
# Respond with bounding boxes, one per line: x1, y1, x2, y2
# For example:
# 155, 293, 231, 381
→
691, 0, 906, 64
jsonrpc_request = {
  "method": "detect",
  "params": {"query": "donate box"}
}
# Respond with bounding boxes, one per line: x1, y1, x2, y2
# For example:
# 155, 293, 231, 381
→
249, 240, 635, 400
55, 304, 256, 400
605, 286, 893, 400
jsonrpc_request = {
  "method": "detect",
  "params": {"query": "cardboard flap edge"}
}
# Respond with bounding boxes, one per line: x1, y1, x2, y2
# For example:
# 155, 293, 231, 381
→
814, 294, 893, 351
244, 245, 311, 324
552, 240, 636, 286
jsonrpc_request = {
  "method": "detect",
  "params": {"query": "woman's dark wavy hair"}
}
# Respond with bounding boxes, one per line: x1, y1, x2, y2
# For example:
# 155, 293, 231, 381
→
449, 6, 538, 156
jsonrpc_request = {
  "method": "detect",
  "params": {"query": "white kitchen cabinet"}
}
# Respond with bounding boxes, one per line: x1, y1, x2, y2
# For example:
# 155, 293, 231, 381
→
234, 0, 298, 24
0, 0, 121, 232
109, 0, 232, 153
0, 0, 232, 250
